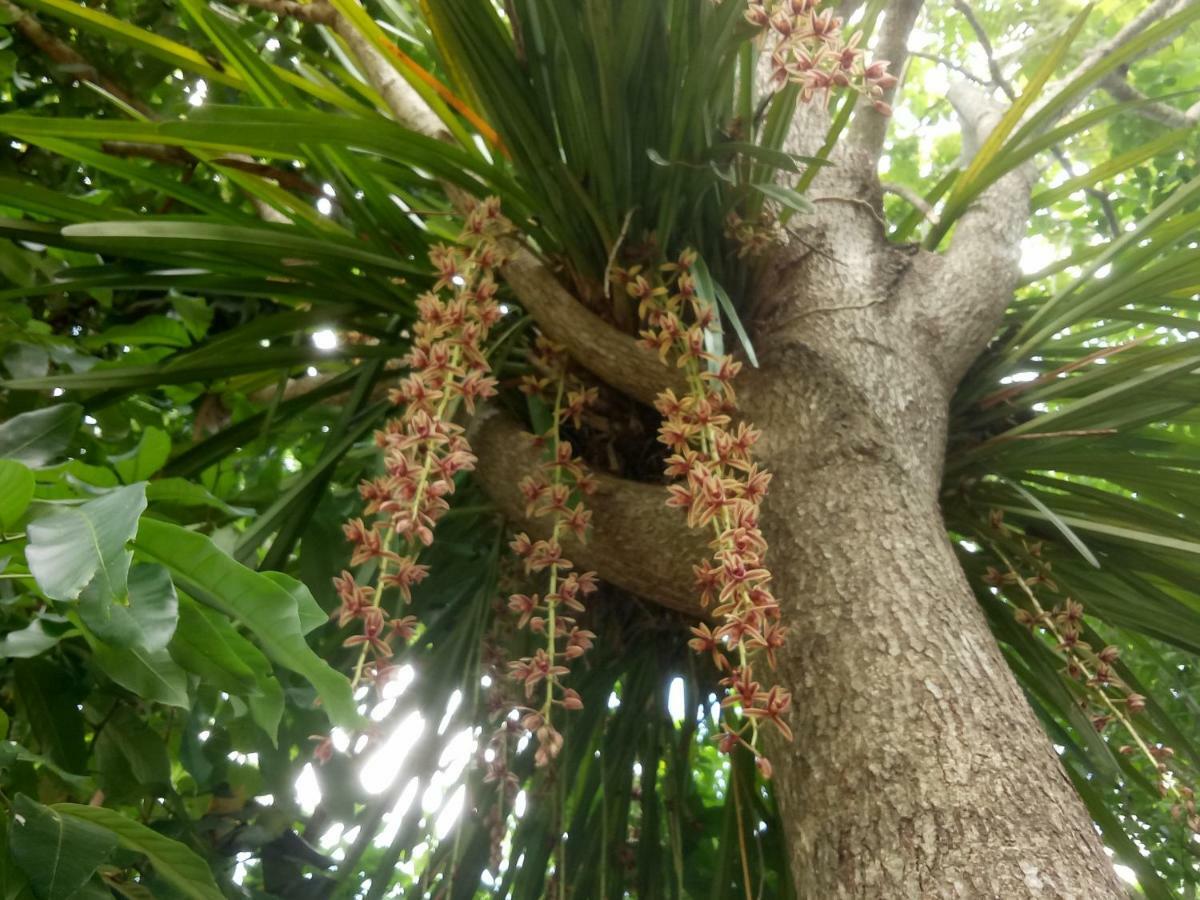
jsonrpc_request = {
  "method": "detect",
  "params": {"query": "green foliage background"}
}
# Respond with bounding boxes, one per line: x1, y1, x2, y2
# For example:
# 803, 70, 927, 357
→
0, 0, 1199, 897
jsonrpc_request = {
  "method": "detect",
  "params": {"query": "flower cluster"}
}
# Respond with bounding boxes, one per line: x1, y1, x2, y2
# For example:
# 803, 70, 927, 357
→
336, 198, 512, 689
506, 338, 600, 767
745, 0, 898, 114
986, 516, 1198, 833
619, 249, 791, 774
724, 209, 784, 259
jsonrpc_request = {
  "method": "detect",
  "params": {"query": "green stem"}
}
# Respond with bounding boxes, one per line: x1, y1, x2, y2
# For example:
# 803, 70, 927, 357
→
542, 376, 567, 725
683, 354, 760, 750
351, 342, 464, 689
991, 542, 1178, 799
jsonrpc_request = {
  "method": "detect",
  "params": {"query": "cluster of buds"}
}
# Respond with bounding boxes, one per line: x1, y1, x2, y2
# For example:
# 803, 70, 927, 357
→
505, 338, 600, 767
985, 514, 1197, 832
724, 209, 784, 258
745, 0, 898, 114
335, 198, 512, 690
619, 249, 791, 775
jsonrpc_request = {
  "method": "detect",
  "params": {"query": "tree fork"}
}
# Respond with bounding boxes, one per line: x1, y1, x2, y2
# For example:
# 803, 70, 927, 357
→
735, 229, 1125, 894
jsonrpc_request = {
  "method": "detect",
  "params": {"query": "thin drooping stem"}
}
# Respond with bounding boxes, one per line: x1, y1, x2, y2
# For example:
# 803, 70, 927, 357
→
540, 376, 566, 726
991, 544, 1193, 804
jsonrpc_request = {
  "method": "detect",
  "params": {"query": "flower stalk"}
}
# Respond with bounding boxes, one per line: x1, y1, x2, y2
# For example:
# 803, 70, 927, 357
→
334, 198, 511, 695
506, 337, 600, 767
985, 524, 1198, 831
623, 249, 790, 774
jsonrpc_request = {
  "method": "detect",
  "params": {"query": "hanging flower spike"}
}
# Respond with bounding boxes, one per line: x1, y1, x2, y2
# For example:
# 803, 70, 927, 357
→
334, 198, 513, 690
990, 535, 1198, 834
628, 248, 791, 775
505, 337, 600, 767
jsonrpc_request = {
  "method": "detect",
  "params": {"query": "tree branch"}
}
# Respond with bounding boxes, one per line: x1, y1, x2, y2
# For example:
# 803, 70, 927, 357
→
1064, 0, 1193, 85
951, 2, 1126, 237
325, 15, 448, 139
1099, 71, 1200, 130
952, 0, 1015, 102
911, 1, 1200, 384
846, 0, 924, 162
907, 50, 989, 87
1, 0, 152, 116
236, 0, 336, 24
99, 142, 328, 199
470, 407, 706, 616
916, 82, 1036, 387
881, 180, 939, 225
500, 245, 686, 406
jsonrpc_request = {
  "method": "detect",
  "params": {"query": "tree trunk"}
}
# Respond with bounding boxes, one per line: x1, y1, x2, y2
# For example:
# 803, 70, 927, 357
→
741, 270, 1126, 896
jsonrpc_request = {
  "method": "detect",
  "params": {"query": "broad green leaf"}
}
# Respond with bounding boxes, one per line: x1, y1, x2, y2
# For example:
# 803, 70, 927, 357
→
39, 459, 119, 490
79, 562, 179, 652
0, 741, 91, 791
94, 707, 171, 801
2, 342, 49, 379
172, 297, 213, 340
12, 658, 88, 773
89, 638, 190, 709
135, 518, 357, 727
113, 428, 172, 484
166, 599, 284, 742
261, 571, 329, 636
51, 804, 223, 900
168, 597, 261, 695
0, 618, 68, 659
72, 877, 114, 900
145, 478, 252, 517
0, 460, 34, 528
247, 676, 285, 744
0, 405, 81, 467
26, 484, 147, 602
9, 795, 117, 900
0, 808, 31, 900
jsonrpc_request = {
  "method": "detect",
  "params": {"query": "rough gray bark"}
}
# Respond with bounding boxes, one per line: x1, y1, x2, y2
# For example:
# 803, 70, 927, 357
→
470, 407, 706, 615
756, 455, 1121, 898
737, 230, 1126, 897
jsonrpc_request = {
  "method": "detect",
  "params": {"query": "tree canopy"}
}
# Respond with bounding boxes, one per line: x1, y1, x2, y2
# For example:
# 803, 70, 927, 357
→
1, 0, 1200, 897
